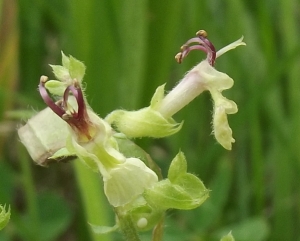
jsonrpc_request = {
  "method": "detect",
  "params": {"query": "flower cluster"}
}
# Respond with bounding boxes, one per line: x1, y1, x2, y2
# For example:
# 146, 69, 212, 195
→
18, 30, 245, 238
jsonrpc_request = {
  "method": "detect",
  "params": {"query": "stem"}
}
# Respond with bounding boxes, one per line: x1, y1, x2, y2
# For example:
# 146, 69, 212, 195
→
18, 143, 40, 240
74, 160, 111, 241
114, 207, 141, 241
151, 215, 165, 241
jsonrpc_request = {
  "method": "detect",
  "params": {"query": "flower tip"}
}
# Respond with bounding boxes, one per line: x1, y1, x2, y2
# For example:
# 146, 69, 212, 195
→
216, 36, 246, 58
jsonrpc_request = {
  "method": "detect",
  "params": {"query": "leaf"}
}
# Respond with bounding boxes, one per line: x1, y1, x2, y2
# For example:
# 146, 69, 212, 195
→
37, 192, 73, 241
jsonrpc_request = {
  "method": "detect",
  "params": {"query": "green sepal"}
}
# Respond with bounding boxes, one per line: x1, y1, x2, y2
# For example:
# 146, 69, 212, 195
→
150, 84, 165, 109
168, 151, 187, 182
61, 51, 70, 68
45, 80, 67, 96
89, 223, 119, 234
48, 147, 76, 163
0, 204, 10, 230
105, 84, 183, 138
144, 152, 209, 210
106, 108, 183, 138
220, 232, 235, 241
49, 65, 70, 82
68, 55, 86, 82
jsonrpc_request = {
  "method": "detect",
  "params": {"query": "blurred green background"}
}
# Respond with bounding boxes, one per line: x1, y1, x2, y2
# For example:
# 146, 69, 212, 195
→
1, 0, 300, 240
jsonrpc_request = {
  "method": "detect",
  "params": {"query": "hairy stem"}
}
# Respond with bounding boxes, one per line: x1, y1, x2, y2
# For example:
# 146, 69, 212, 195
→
114, 207, 141, 241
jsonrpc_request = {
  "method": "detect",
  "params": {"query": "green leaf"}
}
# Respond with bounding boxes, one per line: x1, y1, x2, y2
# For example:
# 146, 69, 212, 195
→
68, 55, 86, 82
37, 192, 73, 241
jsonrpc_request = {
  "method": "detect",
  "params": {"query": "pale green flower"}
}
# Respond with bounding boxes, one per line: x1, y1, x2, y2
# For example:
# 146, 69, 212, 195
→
19, 54, 158, 207
106, 31, 245, 150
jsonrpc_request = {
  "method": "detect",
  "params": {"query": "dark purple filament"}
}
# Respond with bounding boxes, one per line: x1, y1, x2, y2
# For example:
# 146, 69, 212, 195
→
175, 30, 216, 66
39, 77, 92, 140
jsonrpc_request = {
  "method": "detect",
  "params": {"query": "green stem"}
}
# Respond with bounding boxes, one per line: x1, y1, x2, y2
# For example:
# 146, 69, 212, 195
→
151, 215, 165, 241
73, 160, 111, 241
18, 143, 39, 240
114, 207, 141, 241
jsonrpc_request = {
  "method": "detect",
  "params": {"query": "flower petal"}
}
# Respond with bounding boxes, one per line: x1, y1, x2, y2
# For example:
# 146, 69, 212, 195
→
104, 158, 158, 207
216, 36, 246, 58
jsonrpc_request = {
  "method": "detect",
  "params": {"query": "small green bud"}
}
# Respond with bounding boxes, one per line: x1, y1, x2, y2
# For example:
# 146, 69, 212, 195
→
0, 204, 10, 230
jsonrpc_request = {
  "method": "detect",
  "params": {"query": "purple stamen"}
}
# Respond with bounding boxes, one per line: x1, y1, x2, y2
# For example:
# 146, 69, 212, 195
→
175, 30, 216, 66
63, 83, 86, 120
39, 77, 65, 117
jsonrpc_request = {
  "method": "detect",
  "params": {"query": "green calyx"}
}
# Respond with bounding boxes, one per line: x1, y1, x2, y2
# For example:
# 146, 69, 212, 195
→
105, 84, 183, 138
144, 152, 209, 210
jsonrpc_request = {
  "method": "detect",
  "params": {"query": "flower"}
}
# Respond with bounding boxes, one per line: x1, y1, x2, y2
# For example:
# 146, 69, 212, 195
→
19, 53, 158, 207
106, 30, 245, 150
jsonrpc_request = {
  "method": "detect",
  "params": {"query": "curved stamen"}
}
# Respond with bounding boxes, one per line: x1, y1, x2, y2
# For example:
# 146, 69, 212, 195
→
63, 82, 85, 120
39, 76, 65, 117
196, 31, 216, 66
175, 30, 217, 66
